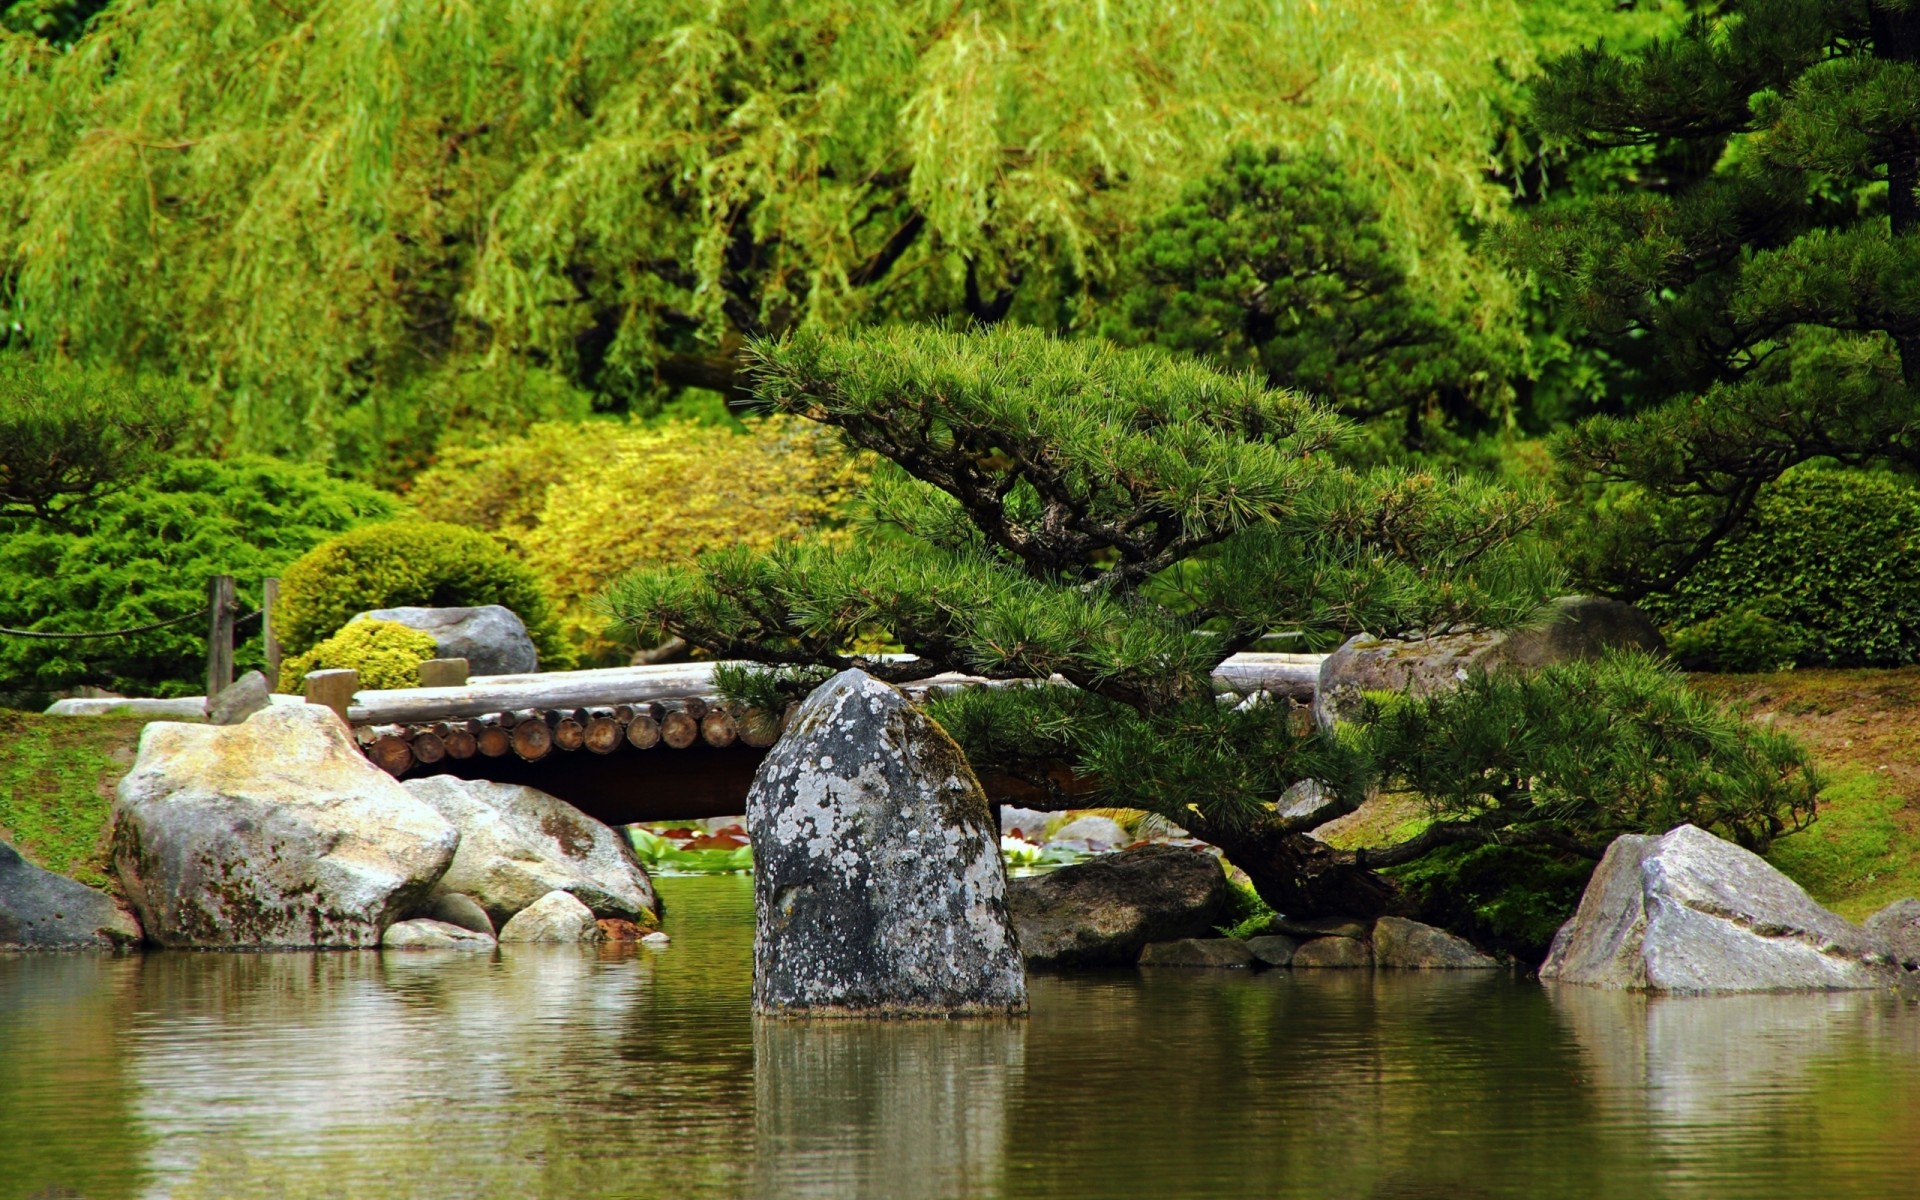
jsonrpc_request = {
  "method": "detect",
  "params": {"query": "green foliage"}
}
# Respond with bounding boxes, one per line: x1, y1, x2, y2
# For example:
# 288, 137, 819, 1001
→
624, 826, 754, 876
410, 416, 867, 665
0, 0, 106, 43
1110, 145, 1512, 454
0, 711, 142, 889
1360, 652, 1822, 859
0, 0, 1540, 465
0, 357, 191, 529
1646, 469, 1920, 669
276, 618, 438, 693
0, 456, 395, 701
1219, 869, 1277, 940
273, 520, 569, 667
1506, 4, 1920, 596
1388, 842, 1595, 963
610, 324, 1560, 834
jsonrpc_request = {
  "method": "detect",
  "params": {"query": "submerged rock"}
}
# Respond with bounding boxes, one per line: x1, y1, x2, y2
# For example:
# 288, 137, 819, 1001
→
0, 840, 142, 950
1139, 938, 1256, 968
112, 704, 457, 948
1007, 844, 1230, 968
748, 669, 1026, 1017
382, 918, 495, 950
402, 777, 656, 929
1244, 934, 1299, 966
1865, 899, 1920, 970
1541, 825, 1900, 993
1315, 595, 1665, 729
1372, 917, 1500, 969
352, 605, 536, 676
1292, 936, 1371, 968
497, 890, 603, 943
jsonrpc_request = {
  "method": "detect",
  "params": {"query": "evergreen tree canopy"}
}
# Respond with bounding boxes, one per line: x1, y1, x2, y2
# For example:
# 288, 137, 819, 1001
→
0, 358, 189, 529
0, 0, 1536, 468
607, 325, 1561, 912
1508, 0, 1920, 596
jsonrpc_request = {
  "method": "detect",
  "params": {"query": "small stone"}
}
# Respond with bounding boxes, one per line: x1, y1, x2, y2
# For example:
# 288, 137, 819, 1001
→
1245, 934, 1298, 966
1864, 899, 1920, 970
1291, 936, 1371, 968
1139, 938, 1257, 968
1276, 780, 1339, 827
205, 670, 272, 725
497, 890, 603, 943
382, 918, 495, 950
1267, 915, 1373, 940
641, 931, 670, 946
1372, 917, 1500, 969
423, 892, 494, 936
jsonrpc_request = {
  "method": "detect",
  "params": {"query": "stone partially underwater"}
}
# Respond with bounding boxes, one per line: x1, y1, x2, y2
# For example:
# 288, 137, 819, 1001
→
747, 669, 1027, 1017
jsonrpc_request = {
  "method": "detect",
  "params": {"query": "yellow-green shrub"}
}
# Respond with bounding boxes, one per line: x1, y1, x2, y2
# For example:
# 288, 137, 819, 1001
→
410, 416, 866, 663
278, 619, 439, 692
274, 519, 571, 666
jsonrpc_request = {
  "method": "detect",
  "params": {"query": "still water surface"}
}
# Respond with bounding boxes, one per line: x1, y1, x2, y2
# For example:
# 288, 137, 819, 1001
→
4, 876, 1920, 1200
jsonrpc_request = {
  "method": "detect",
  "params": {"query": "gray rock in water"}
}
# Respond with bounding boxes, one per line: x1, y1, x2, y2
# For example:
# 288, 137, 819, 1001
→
1007, 844, 1230, 968
423, 892, 495, 936
1862, 898, 1920, 970
402, 777, 656, 929
352, 605, 537, 676
497, 890, 603, 943
1292, 936, 1372, 968
1244, 934, 1299, 966
205, 670, 271, 725
748, 669, 1026, 1017
1315, 595, 1665, 729
1541, 824, 1900, 993
1372, 917, 1500, 969
0, 840, 142, 949
1138, 938, 1256, 968
112, 704, 459, 948
382, 918, 495, 949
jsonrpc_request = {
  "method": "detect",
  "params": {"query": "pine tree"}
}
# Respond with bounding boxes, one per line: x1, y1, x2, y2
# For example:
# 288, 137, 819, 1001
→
607, 325, 1562, 914
1507, 0, 1920, 596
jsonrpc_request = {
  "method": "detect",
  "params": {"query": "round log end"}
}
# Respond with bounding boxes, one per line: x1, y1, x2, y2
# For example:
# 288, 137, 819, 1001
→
660, 710, 699, 750
627, 713, 661, 750
512, 718, 553, 762
369, 734, 414, 776
411, 731, 447, 765
477, 727, 512, 758
737, 709, 780, 748
444, 729, 478, 759
699, 709, 737, 748
584, 715, 624, 754
552, 717, 586, 751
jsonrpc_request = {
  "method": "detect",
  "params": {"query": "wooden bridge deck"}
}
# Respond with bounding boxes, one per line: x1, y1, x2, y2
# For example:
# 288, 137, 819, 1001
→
343, 655, 1325, 824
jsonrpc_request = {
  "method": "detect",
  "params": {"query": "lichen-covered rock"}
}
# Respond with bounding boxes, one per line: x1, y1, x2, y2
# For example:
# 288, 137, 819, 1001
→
1372, 917, 1500, 969
749, 669, 1026, 1017
1245, 934, 1298, 966
1138, 938, 1256, 968
402, 777, 656, 929
1292, 936, 1372, 968
1541, 825, 1900, 993
353, 605, 537, 676
112, 704, 458, 948
382, 918, 495, 949
205, 670, 271, 725
1315, 595, 1665, 729
1864, 899, 1920, 970
1007, 844, 1230, 968
498, 889, 604, 943
422, 891, 494, 936
0, 840, 142, 950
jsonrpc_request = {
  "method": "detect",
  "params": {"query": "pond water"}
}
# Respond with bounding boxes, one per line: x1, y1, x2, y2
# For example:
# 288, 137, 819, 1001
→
5, 875, 1920, 1200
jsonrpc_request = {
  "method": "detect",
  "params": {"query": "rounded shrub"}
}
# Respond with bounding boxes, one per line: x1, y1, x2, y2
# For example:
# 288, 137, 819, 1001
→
274, 520, 571, 667
278, 619, 439, 692
1643, 468, 1920, 669
0, 456, 396, 702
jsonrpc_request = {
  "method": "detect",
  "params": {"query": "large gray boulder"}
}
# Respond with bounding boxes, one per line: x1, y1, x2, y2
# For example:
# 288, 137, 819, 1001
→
1864, 899, 1920, 970
1007, 844, 1230, 968
1541, 824, 1901, 993
402, 777, 657, 929
351, 605, 537, 676
0, 840, 142, 949
1315, 595, 1665, 729
112, 704, 459, 948
748, 669, 1026, 1017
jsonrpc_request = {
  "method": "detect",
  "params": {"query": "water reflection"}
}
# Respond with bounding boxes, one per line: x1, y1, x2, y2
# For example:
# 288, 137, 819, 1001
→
753, 1017, 1025, 1199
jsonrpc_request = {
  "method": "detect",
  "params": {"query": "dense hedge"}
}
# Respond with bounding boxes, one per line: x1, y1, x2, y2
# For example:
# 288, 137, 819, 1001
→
1643, 469, 1920, 669
277, 619, 439, 692
0, 456, 395, 702
273, 520, 570, 668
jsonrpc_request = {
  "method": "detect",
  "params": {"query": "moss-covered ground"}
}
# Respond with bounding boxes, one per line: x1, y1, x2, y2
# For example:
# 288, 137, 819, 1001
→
0, 711, 150, 890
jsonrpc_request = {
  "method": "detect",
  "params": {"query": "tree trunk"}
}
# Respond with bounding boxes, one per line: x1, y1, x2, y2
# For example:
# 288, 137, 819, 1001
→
1874, 2, 1920, 384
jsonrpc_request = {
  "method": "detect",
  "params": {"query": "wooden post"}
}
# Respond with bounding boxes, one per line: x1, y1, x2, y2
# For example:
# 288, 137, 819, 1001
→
261, 577, 282, 689
418, 657, 470, 688
205, 574, 236, 699
304, 669, 358, 726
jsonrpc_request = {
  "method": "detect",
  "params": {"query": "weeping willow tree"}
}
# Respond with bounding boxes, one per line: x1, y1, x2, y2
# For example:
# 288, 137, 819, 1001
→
1, 0, 1540, 468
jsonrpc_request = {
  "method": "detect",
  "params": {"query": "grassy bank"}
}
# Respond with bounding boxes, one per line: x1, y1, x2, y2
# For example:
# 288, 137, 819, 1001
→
0, 711, 150, 890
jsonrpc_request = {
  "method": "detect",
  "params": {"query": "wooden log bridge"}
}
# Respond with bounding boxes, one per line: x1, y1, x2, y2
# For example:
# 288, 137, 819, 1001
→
345, 655, 1324, 826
